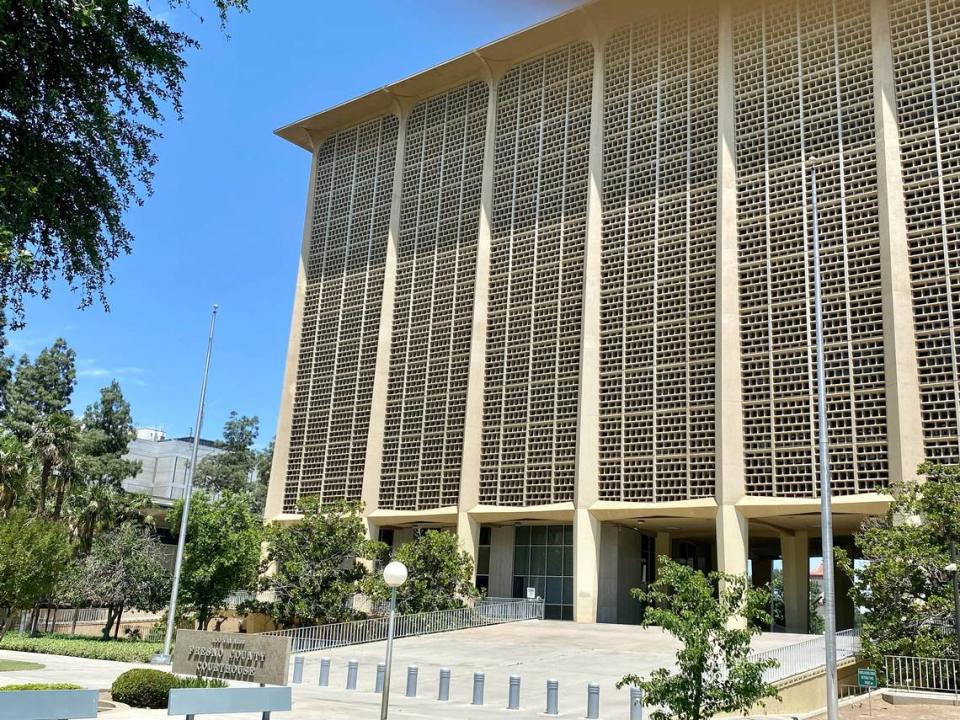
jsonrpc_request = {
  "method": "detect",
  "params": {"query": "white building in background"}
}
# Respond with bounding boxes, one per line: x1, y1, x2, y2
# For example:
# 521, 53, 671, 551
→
122, 427, 224, 506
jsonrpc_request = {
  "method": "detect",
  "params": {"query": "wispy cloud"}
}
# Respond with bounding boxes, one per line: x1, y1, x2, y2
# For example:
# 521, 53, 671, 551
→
77, 361, 148, 387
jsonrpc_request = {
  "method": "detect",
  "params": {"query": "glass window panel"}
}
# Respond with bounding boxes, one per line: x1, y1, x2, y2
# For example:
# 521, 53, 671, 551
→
546, 546, 563, 575
562, 576, 573, 606
514, 544, 529, 575
516, 525, 531, 546
531, 526, 547, 545
563, 524, 573, 546
530, 546, 546, 575
561, 605, 573, 621
548, 525, 564, 546
480, 525, 492, 545
562, 546, 573, 576
545, 604, 562, 620
546, 576, 562, 604
477, 545, 491, 574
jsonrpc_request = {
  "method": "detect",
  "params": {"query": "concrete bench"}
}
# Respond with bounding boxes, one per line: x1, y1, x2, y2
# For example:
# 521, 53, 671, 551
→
0, 689, 99, 719
167, 687, 292, 720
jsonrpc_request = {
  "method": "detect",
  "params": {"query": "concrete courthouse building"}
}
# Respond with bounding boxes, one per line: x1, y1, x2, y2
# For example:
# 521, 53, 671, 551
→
265, 0, 960, 629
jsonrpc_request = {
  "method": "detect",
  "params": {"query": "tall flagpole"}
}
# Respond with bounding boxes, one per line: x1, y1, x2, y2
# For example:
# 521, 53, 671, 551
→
810, 161, 839, 720
152, 304, 219, 664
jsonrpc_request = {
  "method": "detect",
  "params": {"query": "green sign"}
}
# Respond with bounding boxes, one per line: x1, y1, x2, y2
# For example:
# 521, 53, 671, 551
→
858, 668, 878, 689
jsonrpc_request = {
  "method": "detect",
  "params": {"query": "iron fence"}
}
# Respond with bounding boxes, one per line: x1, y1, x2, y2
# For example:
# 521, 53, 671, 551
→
14, 607, 163, 634
260, 597, 544, 654
748, 629, 861, 684
885, 654, 959, 696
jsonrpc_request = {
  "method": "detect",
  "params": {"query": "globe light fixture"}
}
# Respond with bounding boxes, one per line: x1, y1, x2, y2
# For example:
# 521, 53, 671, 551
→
380, 560, 408, 719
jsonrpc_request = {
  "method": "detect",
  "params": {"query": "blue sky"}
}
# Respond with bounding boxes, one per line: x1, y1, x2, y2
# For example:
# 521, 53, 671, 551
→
8, 0, 579, 447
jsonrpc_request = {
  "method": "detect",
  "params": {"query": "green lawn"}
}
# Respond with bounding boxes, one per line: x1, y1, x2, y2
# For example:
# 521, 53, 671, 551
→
0, 659, 45, 671
0, 683, 82, 691
0, 633, 163, 663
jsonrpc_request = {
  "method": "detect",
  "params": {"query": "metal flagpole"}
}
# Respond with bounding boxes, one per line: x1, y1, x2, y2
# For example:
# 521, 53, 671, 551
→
152, 304, 219, 664
810, 161, 839, 720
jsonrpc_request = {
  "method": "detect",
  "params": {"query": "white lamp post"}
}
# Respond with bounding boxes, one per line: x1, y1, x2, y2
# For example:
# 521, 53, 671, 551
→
380, 560, 407, 720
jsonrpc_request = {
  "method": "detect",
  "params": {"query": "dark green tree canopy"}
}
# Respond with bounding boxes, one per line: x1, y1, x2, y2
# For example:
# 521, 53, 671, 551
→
0, 0, 247, 329
5, 339, 76, 438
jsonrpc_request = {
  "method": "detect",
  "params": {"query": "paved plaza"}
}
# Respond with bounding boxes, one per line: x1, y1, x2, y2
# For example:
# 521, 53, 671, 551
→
0, 621, 810, 719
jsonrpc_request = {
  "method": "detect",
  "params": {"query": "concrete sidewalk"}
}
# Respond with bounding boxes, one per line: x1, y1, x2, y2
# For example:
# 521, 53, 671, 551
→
0, 621, 811, 719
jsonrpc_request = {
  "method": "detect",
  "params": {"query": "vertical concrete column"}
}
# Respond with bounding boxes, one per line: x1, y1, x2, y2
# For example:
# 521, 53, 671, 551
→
781, 530, 810, 633
716, 506, 748, 577
871, 0, 925, 486
573, 36, 606, 624
833, 544, 856, 631
457, 512, 481, 583
654, 531, 672, 578
361, 100, 410, 524
264, 139, 321, 523
715, 0, 747, 513
458, 58, 502, 533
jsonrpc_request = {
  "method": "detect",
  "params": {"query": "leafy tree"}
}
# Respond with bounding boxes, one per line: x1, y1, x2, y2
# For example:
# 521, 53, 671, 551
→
0, 510, 72, 639
0, 0, 248, 329
263, 498, 383, 626
617, 558, 779, 720
250, 438, 274, 516
0, 432, 33, 514
841, 462, 960, 667
194, 412, 259, 496
28, 412, 79, 519
169, 491, 261, 630
65, 523, 170, 640
769, 569, 826, 634
365, 530, 479, 614
68, 382, 142, 553
5, 339, 76, 438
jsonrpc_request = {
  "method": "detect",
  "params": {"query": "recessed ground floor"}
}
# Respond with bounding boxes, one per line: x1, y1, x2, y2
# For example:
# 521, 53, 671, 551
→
369, 495, 888, 631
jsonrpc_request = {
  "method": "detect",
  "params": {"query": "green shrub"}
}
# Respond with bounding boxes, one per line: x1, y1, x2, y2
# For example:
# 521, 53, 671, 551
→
110, 669, 228, 709
0, 633, 163, 663
0, 683, 83, 691
111, 669, 179, 708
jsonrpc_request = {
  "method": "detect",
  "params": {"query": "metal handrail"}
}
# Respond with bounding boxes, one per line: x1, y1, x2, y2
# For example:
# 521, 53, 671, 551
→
260, 598, 545, 654
885, 655, 959, 696
748, 629, 861, 684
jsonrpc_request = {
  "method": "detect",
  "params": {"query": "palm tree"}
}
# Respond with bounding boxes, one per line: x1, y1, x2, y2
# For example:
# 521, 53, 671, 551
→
28, 413, 78, 519
0, 433, 33, 514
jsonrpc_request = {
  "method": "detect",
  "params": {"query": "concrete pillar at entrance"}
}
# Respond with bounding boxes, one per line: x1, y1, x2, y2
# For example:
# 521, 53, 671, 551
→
573, 509, 601, 623
716, 506, 748, 577
781, 531, 810, 634
488, 526, 515, 598
752, 557, 773, 589
654, 532, 672, 580
457, 512, 481, 584
834, 546, 856, 631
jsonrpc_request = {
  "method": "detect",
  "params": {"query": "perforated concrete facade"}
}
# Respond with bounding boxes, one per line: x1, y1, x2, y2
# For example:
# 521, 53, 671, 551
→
267, 0, 944, 622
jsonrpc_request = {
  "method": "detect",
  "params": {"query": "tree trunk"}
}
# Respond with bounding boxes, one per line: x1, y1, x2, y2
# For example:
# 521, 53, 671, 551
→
70, 607, 79, 635
37, 462, 50, 517
43, 606, 52, 632
52, 478, 68, 521
100, 607, 117, 641
113, 607, 123, 639
29, 601, 41, 636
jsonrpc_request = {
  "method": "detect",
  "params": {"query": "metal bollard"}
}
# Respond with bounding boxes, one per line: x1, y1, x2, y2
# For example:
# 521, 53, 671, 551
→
318, 657, 330, 687
375, 662, 386, 694
438, 668, 451, 701
630, 686, 643, 720
545, 678, 559, 716
292, 655, 304, 684
507, 674, 521, 710
346, 659, 359, 690
406, 664, 418, 697
472, 671, 485, 705
586, 681, 600, 719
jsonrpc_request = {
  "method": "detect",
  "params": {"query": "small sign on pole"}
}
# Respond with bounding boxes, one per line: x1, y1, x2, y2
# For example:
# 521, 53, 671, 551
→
858, 668, 878, 716
526, 587, 536, 600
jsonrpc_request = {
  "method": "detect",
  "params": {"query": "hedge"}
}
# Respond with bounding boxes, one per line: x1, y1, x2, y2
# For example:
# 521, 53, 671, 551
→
0, 633, 163, 663
0, 683, 83, 691
111, 669, 227, 709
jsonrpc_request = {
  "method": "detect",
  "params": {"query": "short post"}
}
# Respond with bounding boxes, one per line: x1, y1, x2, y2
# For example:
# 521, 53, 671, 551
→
346, 659, 359, 690
507, 674, 521, 710
545, 678, 559, 716
318, 657, 330, 687
630, 686, 643, 720
292, 655, 304, 684
586, 681, 600, 719
472, 671, 485, 705
375, 662, 386, 694
406, 665, 418, 697
438, 668, 451, 701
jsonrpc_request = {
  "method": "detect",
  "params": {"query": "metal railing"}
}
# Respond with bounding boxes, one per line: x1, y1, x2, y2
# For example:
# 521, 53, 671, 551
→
15, 607, 163, 634
748, 629, 861, 684
260, 598, 544, 654
885, 655, 960, 696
